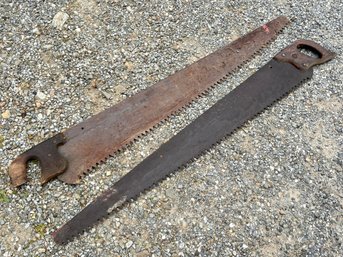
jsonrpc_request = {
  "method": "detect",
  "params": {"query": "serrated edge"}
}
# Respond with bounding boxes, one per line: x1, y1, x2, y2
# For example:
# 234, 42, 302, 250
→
54, 27, 314, 246
55, 75, 312, 245
76, 19, 291, 181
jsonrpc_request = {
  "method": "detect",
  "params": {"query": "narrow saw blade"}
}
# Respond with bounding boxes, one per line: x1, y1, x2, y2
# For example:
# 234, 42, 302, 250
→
52, 40, 335, 244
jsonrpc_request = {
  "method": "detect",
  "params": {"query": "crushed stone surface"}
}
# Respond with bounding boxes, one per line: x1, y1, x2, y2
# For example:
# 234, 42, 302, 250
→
0, 1, 342, 256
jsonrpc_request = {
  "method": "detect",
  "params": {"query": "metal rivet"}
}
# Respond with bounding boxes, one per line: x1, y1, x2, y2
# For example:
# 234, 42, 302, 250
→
281, 53, 286, 57
303, 63, 308, 67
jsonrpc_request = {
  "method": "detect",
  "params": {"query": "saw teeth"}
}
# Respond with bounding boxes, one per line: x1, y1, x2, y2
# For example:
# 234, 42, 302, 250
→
78, 19, 291, 184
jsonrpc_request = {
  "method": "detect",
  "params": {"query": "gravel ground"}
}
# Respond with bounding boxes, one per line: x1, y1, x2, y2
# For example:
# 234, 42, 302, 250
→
0, 1, 342, 256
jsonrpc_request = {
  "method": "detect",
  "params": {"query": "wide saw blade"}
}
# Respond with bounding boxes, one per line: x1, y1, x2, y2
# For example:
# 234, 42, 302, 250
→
52, 40, 335, 244
9, 16, 290, 186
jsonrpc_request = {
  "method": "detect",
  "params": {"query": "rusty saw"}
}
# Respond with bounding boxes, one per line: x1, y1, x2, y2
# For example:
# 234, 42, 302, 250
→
9, 16, 289, 186
52, 40, 335, 244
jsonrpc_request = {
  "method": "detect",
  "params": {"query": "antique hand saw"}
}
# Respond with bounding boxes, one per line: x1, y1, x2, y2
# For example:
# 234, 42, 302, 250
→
52, 40, 335, 244
9, 16, 289, 186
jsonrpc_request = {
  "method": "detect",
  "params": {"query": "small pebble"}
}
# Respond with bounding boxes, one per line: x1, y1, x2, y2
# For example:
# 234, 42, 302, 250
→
1, 110, 10, 119
125, 240, 133, 249
52, 11, 69, 29
36, 91, 47, 101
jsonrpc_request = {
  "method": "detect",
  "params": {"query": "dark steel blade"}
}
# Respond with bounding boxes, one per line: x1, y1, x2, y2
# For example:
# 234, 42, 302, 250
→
52, 40, 335, 244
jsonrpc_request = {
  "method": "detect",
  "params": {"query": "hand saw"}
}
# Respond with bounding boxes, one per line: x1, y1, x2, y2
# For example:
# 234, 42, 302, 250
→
52, 39, 335, 244
9, 16, 289, 186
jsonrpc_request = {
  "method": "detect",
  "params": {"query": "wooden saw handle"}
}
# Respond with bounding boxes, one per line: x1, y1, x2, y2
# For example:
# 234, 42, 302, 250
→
275, 39, 336, 70
8, 133, 67, 186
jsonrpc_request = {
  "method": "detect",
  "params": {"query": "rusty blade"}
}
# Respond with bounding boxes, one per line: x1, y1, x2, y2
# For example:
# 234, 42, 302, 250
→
9, 16, 289, 186
52, 40, 335, 244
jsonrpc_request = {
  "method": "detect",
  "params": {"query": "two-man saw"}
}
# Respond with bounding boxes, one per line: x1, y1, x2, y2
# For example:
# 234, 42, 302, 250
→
52, 40, 335, 244
9, 16, 289, 186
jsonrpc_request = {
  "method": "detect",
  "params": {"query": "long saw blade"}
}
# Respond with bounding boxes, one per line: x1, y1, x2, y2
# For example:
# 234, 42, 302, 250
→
9, 16, 290, 186
52, 40, 335, 244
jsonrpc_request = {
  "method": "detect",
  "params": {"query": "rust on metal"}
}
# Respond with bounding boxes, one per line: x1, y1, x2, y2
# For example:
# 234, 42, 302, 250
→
9, 16, 290, 186
52, 39, 335, 244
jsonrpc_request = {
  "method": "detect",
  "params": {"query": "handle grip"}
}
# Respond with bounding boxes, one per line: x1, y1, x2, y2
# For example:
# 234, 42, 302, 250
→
275, 39, 336, 70
8, 133, 67, 186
